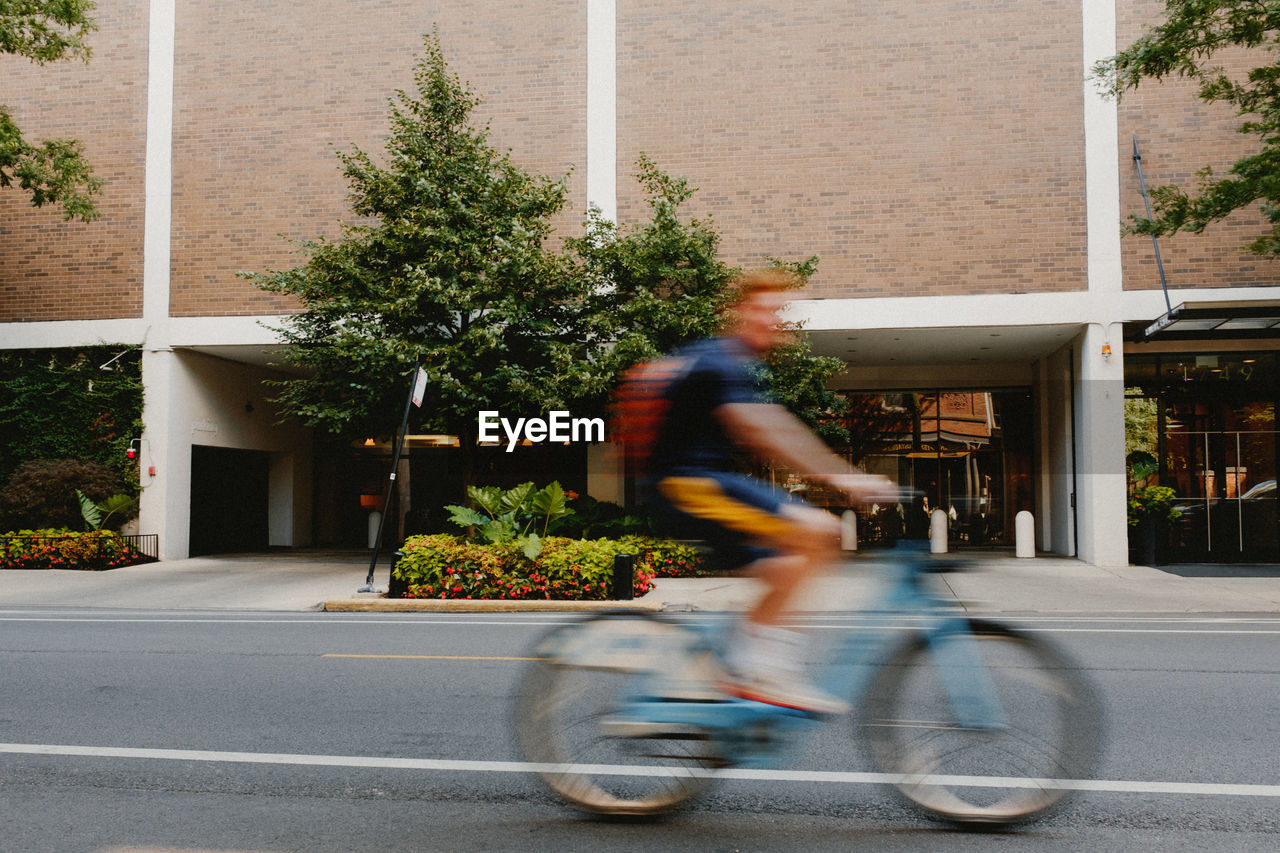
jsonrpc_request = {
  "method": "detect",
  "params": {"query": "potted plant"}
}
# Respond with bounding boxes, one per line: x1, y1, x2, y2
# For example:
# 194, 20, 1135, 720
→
1127, 483, 1181, 566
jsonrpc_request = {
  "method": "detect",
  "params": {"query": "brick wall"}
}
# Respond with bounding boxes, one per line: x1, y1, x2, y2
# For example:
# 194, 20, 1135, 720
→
10, 1, 1280, 326
616, 0, 1089, 299
1117, 0, 1278, 292
169, 0, 586, 317
0, 1, 148, 323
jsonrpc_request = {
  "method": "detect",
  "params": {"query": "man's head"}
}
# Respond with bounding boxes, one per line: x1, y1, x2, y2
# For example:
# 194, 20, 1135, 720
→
725, 269, 799, 353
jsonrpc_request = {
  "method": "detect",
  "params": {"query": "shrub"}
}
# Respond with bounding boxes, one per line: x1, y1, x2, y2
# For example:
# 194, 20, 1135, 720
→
393, 534, 709, 600
0, 529, 148, 570
0, 459, 131, 530
547, 495, 657, 538
620, 536, 714, 578
444, 481, 573, 558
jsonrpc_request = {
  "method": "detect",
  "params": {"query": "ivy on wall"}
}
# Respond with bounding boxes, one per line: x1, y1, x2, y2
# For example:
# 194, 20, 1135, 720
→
0, 347, 144, 487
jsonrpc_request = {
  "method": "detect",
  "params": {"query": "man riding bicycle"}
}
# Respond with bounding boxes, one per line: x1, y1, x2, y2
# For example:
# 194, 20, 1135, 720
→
630, 269, 893, 713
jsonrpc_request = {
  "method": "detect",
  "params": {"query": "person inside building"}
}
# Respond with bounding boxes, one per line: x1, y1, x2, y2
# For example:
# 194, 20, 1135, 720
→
623, 269, 894, 713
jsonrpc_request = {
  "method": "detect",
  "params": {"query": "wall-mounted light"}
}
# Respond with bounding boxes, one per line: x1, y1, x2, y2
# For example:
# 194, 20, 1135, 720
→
1101, 342, 1112, 360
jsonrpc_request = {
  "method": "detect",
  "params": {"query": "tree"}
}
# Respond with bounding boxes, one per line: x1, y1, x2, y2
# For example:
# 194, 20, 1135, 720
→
247, 33, 604, 486
1093, 1, 1280, 256
567, 157, 848, 442
0, 0, 101, 220
250, 34, 849, 499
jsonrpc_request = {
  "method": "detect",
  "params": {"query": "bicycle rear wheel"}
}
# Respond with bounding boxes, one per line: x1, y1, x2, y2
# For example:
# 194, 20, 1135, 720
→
515, 612, 721, 816
860, 618, 1104, 825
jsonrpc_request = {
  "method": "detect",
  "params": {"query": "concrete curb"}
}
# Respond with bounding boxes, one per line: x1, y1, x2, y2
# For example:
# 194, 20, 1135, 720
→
322, 596, 665, 613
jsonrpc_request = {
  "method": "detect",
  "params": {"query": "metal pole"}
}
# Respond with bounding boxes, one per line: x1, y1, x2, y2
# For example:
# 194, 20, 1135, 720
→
1133, 135, 1173, 314
359, 363, 421, 593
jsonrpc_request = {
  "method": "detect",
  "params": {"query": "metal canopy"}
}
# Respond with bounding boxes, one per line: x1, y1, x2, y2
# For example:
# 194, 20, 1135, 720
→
1141, 301, 1280, 341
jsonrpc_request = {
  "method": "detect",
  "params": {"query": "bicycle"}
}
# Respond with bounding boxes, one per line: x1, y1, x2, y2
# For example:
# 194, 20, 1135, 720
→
514, 545, 1105, 825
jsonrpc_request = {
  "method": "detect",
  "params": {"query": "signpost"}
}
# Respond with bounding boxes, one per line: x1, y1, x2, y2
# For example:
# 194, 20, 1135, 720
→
358, 364, 427, 594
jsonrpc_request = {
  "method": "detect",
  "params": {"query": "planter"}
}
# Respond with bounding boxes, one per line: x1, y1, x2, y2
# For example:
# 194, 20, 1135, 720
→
1130, 517, 1161, 566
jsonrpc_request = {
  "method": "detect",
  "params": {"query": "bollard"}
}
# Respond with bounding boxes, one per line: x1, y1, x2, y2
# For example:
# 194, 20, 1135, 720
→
1015, 510, 1035, 558
841, 509, 858, 551
611, 553, 635, 600
387, 550, 407, 598
929, 509, 948, 554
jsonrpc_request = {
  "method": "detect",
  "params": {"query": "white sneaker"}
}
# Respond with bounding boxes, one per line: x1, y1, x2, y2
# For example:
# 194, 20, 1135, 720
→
718, 668, 851, 715
720, 623, 850, 715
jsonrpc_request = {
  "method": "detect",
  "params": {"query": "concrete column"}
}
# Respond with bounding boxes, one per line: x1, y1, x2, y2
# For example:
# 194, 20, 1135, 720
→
587, 442, 625, 506
1074, 324, 1129, 567
139, 348, 193, 560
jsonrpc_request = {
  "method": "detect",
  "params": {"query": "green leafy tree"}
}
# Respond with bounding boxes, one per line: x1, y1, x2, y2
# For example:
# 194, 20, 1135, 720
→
250, 34, 848, 503
568, 157, 848, 441
247, 33, 603, 486
1, 0, 101, 220
567, 155, 736, 380
1093, 1, 1280, 256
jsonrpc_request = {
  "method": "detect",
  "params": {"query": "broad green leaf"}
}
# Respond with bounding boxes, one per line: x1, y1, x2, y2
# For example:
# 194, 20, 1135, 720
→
95, 494, 139, 530
519, 532, 543, 560
466, 486, 504, 518
480, 517, 517, 544
501, 482, 535, 514
76, 489, 102, 531
444, 505, 488, 528
530, 481, 569, 520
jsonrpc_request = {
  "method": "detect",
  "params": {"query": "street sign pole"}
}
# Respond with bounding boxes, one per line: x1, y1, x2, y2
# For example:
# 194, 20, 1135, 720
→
358, 363, 425, 593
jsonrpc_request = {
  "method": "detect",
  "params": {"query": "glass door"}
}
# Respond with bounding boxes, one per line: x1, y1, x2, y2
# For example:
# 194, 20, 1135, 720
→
1163, 401, 1278, 561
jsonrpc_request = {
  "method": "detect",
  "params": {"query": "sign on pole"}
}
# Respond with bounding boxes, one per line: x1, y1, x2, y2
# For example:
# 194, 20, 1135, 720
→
411, 367, 429, 407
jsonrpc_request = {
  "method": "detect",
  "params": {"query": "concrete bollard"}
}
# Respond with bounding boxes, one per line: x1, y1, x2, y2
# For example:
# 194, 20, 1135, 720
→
929, 509, 948, 553
1015, 510, 1035, 558
841, 509, 858, 551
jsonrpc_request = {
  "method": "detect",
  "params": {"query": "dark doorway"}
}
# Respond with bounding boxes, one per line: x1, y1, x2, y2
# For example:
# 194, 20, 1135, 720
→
190, 446, 270, 555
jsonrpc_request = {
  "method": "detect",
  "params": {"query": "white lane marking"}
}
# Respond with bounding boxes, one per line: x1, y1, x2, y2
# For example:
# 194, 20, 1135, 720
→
2, 743, 1278, 799
1, 614, 1280, 635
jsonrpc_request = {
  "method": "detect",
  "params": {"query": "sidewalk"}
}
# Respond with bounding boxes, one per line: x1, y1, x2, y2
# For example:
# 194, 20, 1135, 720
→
2, 550, 1280, 613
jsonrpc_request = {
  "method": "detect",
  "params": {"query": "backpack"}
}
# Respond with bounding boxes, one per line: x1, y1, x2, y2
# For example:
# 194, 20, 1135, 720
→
610, 355, 692, 475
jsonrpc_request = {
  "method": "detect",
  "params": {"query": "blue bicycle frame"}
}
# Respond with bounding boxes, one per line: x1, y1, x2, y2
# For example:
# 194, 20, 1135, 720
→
591, 548, 1009, 770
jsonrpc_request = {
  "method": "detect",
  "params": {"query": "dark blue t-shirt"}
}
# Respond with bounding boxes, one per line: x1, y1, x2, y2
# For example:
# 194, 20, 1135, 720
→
647, 336, 764, 475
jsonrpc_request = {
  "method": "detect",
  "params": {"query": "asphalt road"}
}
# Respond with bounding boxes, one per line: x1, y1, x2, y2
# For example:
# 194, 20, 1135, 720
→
1, 610, 1277, 852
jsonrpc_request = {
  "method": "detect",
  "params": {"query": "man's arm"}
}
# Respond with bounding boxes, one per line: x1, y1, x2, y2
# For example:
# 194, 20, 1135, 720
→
716, 402, 892, 501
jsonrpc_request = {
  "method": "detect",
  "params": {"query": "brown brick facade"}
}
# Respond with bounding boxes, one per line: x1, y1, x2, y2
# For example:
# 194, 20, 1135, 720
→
0, 1, 148, 323
8, 1, 1280, 326
169, 0, 586, 317
616, 0, 1089, 299
1117, 0, 1279, 292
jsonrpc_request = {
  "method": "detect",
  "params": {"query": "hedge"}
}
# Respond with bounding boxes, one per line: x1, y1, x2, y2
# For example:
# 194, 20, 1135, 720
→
393, 534, 711, 600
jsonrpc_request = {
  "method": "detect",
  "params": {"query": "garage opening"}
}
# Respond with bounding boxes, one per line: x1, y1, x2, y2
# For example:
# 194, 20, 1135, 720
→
189, 446, 270, 556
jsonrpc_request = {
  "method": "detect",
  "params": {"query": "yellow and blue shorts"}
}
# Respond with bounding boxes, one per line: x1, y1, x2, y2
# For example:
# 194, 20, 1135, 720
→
650, 471, 806, 571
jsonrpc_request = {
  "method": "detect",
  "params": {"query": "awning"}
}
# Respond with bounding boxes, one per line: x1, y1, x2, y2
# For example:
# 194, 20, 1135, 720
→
1141, 301, 1280, 341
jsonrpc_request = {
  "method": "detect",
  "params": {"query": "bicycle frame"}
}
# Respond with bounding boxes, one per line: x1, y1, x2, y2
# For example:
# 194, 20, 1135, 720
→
550, 548, 1011, 770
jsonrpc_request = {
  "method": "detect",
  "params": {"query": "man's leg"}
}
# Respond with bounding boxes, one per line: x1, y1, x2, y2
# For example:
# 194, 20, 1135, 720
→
744, 503, 842, 625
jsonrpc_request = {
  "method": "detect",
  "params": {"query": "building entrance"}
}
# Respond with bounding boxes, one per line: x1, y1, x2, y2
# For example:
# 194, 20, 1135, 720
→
1126, 353, 1280, 563
189, 445, 270, 556
785, 390, 1034, 549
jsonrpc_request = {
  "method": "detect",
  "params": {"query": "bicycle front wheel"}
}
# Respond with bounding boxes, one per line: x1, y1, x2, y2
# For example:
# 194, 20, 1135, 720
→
515, 612, 721, 816
860, 618, 1104, 825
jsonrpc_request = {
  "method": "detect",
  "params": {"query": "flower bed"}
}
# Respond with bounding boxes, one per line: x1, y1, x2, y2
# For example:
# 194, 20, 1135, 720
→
393, 534, 711, 601
0, 529, 154, 571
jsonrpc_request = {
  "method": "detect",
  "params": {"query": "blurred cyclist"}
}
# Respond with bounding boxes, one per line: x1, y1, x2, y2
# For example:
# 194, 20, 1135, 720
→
626, 269, 893, 713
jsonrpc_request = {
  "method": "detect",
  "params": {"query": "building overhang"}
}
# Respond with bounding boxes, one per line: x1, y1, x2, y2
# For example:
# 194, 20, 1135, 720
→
1136, 301, 1280, 342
